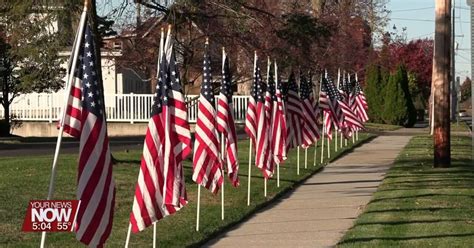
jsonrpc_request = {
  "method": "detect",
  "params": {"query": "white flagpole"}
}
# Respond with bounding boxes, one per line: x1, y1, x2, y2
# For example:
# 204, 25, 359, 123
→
320, 117, 325, 164
335, 69, 341, 152
277, 163, 280, 187
341, 131, 344, 149
152, 26, 168, 245
264, 56, 270, 196
248, 51, 257, 206
221, 133, 225, 220
297, 147, 300, 175
314, 73, 322, 167
153, 223, 157, 248
40, 3, 88, 247
320, 70, 327, 165
196, 184, 201, 231
313, 140, 318, 166
195, 36, 208, 232
247, 140, 253, 206
264, 178, 267, 197
304, 148, 308, 169
327, 136, 331, 159
220, 47, 226, 221
355, 73, 360, 142
274, 61, 281, 187
164, 24, 172, 62
125, 224, 132, 248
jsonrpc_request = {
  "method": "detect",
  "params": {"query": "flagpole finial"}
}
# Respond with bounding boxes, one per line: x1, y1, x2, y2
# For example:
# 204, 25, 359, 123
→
205, 37, 209, 45
84, 0, 90, 9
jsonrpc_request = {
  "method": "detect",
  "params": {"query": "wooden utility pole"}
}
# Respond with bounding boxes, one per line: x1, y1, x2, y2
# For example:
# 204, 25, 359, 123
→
432, 0, 451, 167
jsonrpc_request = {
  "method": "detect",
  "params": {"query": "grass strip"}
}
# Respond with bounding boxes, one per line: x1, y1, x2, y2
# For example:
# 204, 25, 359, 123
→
0, 133, 373, 247
338, 135, 474, 248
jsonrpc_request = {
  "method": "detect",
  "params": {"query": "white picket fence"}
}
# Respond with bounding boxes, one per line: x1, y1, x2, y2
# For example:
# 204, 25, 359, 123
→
0, 93, 250, 124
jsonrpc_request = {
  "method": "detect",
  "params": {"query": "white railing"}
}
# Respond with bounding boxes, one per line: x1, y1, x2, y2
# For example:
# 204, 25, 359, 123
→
0, 93, 250, 124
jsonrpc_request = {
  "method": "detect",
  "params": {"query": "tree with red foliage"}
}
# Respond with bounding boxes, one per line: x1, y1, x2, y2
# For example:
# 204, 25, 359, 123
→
388, 39, 433, 99
106, 0, 387, 94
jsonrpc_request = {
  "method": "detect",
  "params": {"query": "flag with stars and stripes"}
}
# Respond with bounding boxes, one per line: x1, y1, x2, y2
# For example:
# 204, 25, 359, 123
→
129, 43, 190, 233
338, 74, 353, 137
217, 50, 239, 187
350, 77, 369, 123
259, 64, 275, 178
164, 46, 192, 206
245, 61, 258, 146
192, 43, 223, 193
61, 20, 115, 247
271, 63, 288, 164
254, 62, 270, 176
339, 74, 352, 102
319, 76, 338, 140
300, 72, 321, 148
286, 72, 304, 149
322, 76, 364, 137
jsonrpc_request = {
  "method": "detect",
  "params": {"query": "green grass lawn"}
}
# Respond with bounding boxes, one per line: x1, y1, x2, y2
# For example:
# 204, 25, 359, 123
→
451, 122, 471, 132
338, 135, 474, 248
363, 123, 402, 132
0, 134, 372, 247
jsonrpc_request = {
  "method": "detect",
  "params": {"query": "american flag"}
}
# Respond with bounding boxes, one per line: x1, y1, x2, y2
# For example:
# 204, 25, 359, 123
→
286, 72, 304, 149
322, 76, 364, 135
350, 79, 369, 123
300, 72, 321, 148
339, 75, 354, 137
270, 63, 287, 165
255, 64, 271, 177
192, 43, 223, 193
163, 46, 191, 207
217, 51, 239, 187
129, 45, 189, 233
339, 75, 352, 101
258, 64, 275, 178
61, 22, 115, 247
245, 59, 258, 146
319, 77, 339, 140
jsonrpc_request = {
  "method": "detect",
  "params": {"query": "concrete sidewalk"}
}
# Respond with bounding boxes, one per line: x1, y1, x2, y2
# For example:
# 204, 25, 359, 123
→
205, 132, 412, 248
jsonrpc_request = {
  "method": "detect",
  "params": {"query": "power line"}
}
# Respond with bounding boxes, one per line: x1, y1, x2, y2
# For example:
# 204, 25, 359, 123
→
456, 53, 471, 62
409, 32, 434, 39
391, 17, 470, 24
391, 7, 434, 12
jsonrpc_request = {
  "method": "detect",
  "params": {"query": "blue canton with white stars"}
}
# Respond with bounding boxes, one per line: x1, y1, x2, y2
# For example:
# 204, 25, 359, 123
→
280, 79, 288, 101
299, 73, 312, 100
288, 72, 300, 99
152, 54, 168, 116
250, 65, 259, 101
255, 66, 265, 103
75, 25, 103, 118
323, 77, 342, 101
202, 44, 214, 104
339, 76, 352, 95
221, 55, 233, 102
353, 79, 362, 96
169, 52, 183, 93
267, 67, 276, 101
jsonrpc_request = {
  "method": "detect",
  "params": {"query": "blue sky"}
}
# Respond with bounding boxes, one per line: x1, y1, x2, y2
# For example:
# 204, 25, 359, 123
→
388, 0, 471, 79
